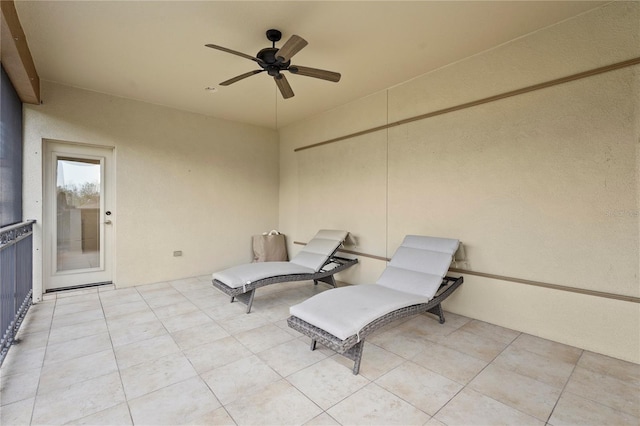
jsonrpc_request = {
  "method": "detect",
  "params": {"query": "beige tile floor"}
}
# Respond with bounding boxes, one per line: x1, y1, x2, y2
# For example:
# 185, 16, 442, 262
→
1, 276, 638, 425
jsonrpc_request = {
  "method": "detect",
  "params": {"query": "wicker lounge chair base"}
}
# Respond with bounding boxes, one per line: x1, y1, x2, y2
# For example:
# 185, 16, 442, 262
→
212, 256, 358, 313
287, 275, 462, 374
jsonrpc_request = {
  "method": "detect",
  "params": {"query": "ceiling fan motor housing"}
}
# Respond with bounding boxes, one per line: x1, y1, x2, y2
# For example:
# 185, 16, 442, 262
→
257, 47, 291, 76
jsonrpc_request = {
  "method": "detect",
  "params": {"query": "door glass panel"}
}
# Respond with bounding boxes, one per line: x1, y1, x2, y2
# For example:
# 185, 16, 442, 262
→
56, 157, 101, 272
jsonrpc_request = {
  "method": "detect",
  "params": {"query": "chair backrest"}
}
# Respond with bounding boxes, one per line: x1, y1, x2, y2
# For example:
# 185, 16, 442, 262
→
290, 229, 348, 272
376, 235, 459, 299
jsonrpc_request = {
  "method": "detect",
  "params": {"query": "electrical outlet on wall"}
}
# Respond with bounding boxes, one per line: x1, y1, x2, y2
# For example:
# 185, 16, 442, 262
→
173, 251, 182, 257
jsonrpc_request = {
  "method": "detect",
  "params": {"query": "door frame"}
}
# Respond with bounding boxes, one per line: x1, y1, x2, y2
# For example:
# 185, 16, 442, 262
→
43, 140, 115, 291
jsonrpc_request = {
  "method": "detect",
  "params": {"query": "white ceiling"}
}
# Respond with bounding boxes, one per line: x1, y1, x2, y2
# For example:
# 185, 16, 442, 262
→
15, 1, 605, 129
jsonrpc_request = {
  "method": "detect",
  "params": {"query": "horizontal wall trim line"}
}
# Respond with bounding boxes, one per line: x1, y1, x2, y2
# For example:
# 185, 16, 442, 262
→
447, 268, 639, 304
294, 57, 640, 153
293, 241, 639, 304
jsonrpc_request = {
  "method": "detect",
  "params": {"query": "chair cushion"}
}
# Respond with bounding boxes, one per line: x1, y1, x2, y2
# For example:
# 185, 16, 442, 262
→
314, 230, 349, 241
376, 266, 444, 298
290, 230, 349, 271
301, 238, 343, 255
388, 246, 453, 277
212, 262, 315, 288
401, 235, 459, 254
289, 252, 330, 271
379, 236, 458, 294
290, 284, 430, 340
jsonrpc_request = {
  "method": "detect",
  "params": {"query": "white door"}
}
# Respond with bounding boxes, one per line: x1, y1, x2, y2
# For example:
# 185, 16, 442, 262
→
44, 141, 114, 291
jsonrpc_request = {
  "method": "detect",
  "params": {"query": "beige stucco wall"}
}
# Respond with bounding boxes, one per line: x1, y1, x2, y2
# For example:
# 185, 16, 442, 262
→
278, 2, 639, 363
24, 82, 279, 298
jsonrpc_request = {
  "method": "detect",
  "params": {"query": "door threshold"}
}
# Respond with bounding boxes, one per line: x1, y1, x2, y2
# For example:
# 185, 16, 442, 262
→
45, 281, 113, 293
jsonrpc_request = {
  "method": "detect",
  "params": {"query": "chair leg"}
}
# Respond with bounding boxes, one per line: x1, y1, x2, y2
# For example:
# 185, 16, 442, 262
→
342, 340, 365, 374
350, 341, 365, 375
314, 275, 337, 288
329, 275, 337, 288
234, 290, 256, 313
427, 303, 445, 324
245, 290, 256, 314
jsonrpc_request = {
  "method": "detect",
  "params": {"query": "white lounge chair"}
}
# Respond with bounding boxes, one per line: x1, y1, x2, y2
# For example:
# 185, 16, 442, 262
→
212, 230, 357, 313
287, 235, 463, 374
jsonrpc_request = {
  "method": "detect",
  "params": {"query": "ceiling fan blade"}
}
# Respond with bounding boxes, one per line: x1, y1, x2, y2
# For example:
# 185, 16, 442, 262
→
275, 35, 308, 62
274, 74, 294, 99
205, 44, 262, 64
288, 65, 341, 82
220, 70, 264, 86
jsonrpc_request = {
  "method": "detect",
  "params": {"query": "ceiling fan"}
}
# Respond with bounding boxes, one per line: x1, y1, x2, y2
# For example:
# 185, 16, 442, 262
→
206, 29, 341, 99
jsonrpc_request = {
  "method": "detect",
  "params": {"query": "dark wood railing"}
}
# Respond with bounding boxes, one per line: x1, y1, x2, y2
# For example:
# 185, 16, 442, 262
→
0, 220, 35, 365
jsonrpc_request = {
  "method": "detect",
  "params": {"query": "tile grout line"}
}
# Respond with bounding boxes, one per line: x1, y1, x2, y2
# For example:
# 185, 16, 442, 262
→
27, 297, 56, 426
170, 280, 239, 424
371, 359, 437, 420
421, 320, 518, 421
545, 350, 584, 425
548, 351, 640, 420
284, 351, 372, 421
97, 286, 136, 426
164, 279, 307, 423
45, 287, 161, 423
